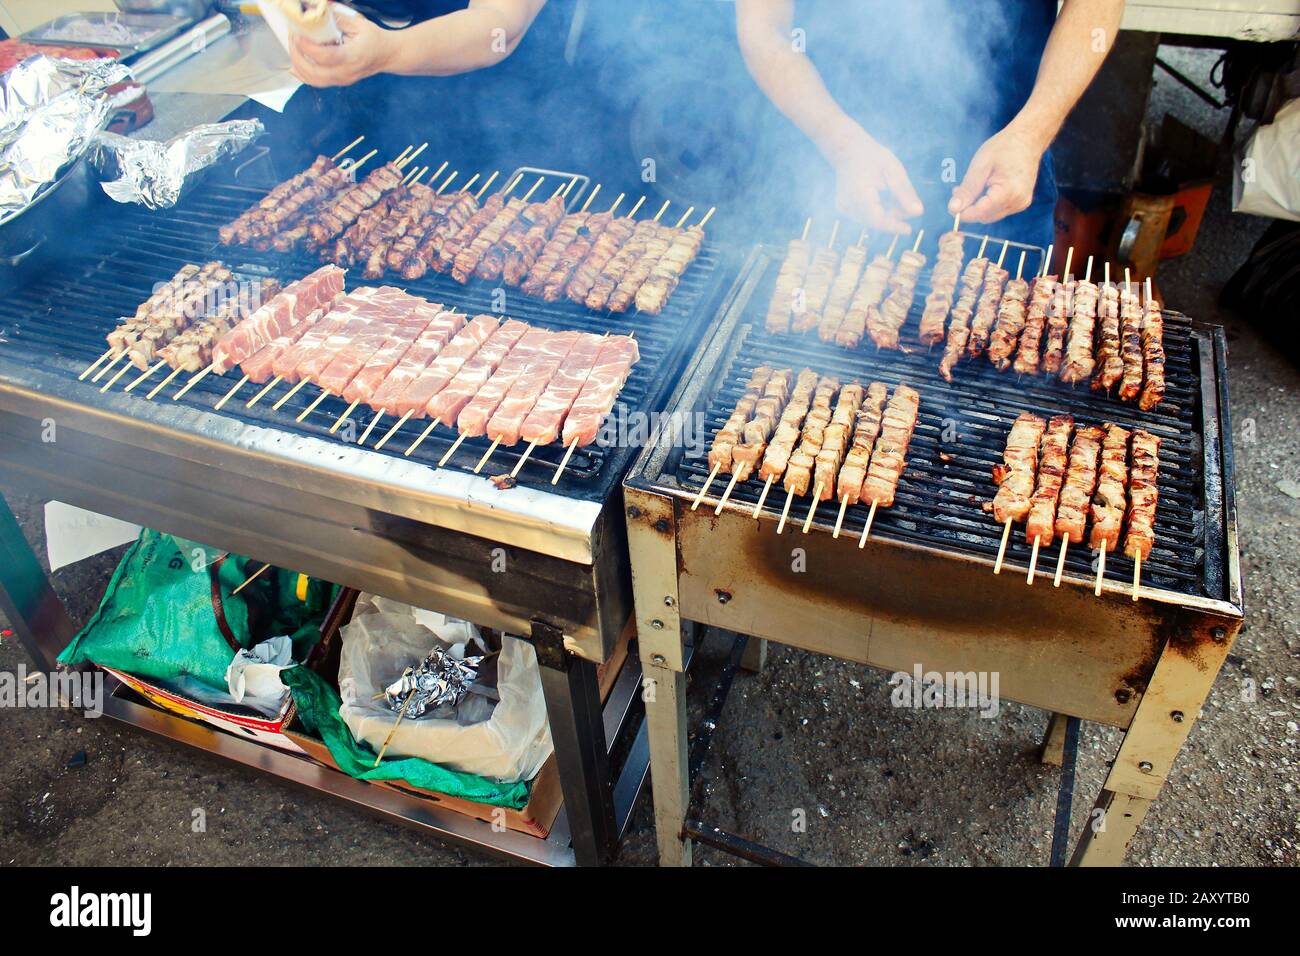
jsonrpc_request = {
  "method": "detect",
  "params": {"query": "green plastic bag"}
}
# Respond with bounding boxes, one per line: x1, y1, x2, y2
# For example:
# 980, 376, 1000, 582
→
281, 665, 531, 809
59, 530, 334, 692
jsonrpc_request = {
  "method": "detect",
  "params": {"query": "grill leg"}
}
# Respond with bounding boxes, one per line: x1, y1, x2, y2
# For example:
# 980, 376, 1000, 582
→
1039, 711, 1070, 766
1070, 618, 1238, 866
624, 488, 691, 866
532, 619, 616, 867
740, 636, 768, 673
0, 490, 76, 672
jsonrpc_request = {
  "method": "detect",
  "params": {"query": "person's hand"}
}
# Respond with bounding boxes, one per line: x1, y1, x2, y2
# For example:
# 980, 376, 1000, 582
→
823, 123, 924, 234
289, 11, 395, 88
948, 122, 1048, 224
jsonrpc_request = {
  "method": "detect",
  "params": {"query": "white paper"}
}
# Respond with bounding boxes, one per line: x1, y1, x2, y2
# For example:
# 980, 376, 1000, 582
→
44, 502, 140, 572
1234, 98, 1300, 222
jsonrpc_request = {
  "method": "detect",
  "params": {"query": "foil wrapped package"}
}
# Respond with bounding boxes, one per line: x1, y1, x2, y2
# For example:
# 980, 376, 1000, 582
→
93, 119, 264, 209
383, 647, 486, 719
1, 55, 129, 221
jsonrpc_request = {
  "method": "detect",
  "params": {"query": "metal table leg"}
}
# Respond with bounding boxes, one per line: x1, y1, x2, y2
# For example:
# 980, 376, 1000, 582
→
532, 618, 617, 866
0, 490, 76, 672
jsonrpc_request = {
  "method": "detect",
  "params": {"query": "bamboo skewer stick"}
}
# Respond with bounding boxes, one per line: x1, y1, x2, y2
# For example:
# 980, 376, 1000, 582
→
697, 207, 717, 228
375, 410, 414, 450
856, 500, 878, 549
1132, 553, 1142, 602
1094, 543, 1107, 596
1041, 244, 1054, 277
775, 489, 795, 534
800, 218, 812, 242
346, 148, 378, 172
833, 499, 848, 538
579, 184, 601, 212
358, 411, 385, 446
551, 438, 579, 485
330, 399, 361, 433
510, 441, 538, 478
626, 195, 647, 219
438, 431, 467, 467
827, 221, 840, 248
713, 470, 741, 516
911, 229, 925, 252
474, 171, 500, 200
246, 375, 281, 407
397, 142, 428, 169
172, 362, 214, 400
652, 199, 672, 222
231, 561, 271, 596
672, 206, 695, 229
99, 359, 133, 392
81, 348, 116, 380
330, 135, 364, 162
404, 419, 438, 457
374, 692, 414, 767
801, 482, 822, 533
271, 378, 307, 411
124, 359, 165, 393
885, 235, 900, 259
146, 366, 183, 400
1054, 535, 1070, 588
92, 352, 125, 383
214, 374, 248, 411
296, 389, 331, 422
1062, 246, 1074, 280
752, 475, 774, 519
519, 176, 546, 204
953, 213, 961, 232
474, 437, 501, 474
692, 463, 720, 510
1027, 535, 1041, 585
994, 518, 1013, 574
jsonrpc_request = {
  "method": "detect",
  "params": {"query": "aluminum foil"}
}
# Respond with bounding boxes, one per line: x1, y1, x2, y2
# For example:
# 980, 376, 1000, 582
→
0, 55, 129, 220
93, 119, 264, 209
383, 647, 486, 719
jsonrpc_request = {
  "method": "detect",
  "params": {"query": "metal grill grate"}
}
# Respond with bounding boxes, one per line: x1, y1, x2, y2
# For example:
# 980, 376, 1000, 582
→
0, 180, 733, 500
673, 245, 1210, 598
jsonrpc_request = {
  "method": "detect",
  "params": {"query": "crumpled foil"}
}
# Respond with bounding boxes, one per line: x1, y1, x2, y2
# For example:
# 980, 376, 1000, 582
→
383, 647, 485, 719
93, 119, 265, 209
0, 55, 129, 221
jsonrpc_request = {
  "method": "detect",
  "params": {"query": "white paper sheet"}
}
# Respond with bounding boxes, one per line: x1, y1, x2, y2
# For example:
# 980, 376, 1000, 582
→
44, 502, 140, 572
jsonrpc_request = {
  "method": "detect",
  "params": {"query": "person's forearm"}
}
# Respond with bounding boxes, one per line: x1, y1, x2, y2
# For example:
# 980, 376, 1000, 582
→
735, 1, 864, 164
1011, 0, 1125, 150
380, 0, 543, 77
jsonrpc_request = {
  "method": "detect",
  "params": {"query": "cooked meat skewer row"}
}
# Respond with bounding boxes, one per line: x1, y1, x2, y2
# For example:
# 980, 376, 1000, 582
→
636, 219, 707, 315
1088, 422, 1130, 594
566, 201, 643, 303
818, 240, 868, 341
1012, 272, 1057, 375
695, 365, 776, 508
501, 191, 569, 286
729, 368, 795, 485
807, 381, 864, 532
1137, 280, 1166, 411
1060, 260, 1098, 384
986, 252, 1030, 371
837, 248, 894, 348
1091, 272, 1123, 392
868, 242, 925, 350
586, 215, 661, 311
1042, 250, 1075, 375
967, 241, 1010, 357
1116, 275, 1144, 401
792, 239, 839, 334
753, 369, 820, 516
918, 231, 964, 345
609, 221, 675, 312
219, 155, 334, 245
778, 375, 839, 532
989, 411, 1047, 572
856, 383, 920, 546
765, 233, 812, 334
938, 244, 989, 381
1053, 424, 1105, 587
1022, 413, 1073, 583
1124, 428, 1161, 598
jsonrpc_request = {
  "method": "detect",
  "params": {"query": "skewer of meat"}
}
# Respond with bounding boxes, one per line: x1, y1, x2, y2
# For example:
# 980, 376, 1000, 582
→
1060, 256, 1098, 384
585, 202, 670, 311
1138, 278, 1166, 411
502, 189, 571, 286
856, 383, 920, 547
938, 236, 989, 381
752, 369, 820, 517
521, 187, 605, 297
765, 220, 812, 334
1023, 414, 1073, 583
251, 158, 364, 249
1012, 268, 1057, 376
727, 368, 795, 505
398, 314, 503, 456
836, 239, 896, 348
791, 225, 840, 334
304, 161, 405, 250
806, 381, 863, 532
1116, 269, 1144, 402
471, 179, 552, 283
436, 173, 513, 273
553, 334, 640, 483
540, 193, 624, 301
832, 381, 888, 536
966, 240, 1010, 358
608, 220, 676, 313
694, 366, 777, 509
818, 234, 868, 341
1052, 423, 1105, 587
635, 208, 712, 315
1124, 428, 1161, 600
776, 375, 839, 533
510, 331, 609, 475
387, 171, 460, 275
867, 233, 925, 350
988, 412, 1047, 572
918, 231, 965, 345
1042, 248, 1074, 376
986, 251, 1030, 371
565, 197, 646, 304
220, 155, 334, 245
1091, 265, 1123, 393
1088, 422, 1130, 595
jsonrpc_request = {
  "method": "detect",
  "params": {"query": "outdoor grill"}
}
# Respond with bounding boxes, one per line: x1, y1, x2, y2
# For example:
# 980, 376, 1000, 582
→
0, 160, 739, 866
623, 242, 1244, 866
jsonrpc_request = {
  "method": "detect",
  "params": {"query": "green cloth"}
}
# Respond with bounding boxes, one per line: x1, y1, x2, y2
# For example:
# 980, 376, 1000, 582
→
58, 530, 333, 691
281, 665, 531, 810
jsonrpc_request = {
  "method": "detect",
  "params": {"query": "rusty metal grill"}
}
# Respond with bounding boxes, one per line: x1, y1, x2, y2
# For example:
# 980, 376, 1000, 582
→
0, 179, 732, 500
669, 244, 1219, 600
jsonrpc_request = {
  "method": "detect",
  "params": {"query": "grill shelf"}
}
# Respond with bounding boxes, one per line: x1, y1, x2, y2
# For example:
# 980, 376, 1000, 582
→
0, 180, 732, 501
670, 244, 1212, 599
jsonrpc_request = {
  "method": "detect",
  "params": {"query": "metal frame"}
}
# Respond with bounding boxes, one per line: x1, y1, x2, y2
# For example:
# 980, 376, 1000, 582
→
622, 251, 1243, 867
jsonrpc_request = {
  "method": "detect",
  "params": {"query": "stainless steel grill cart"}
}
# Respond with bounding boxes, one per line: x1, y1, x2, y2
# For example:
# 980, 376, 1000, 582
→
0, 170, 737, 866
623, 244, 1244, 866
